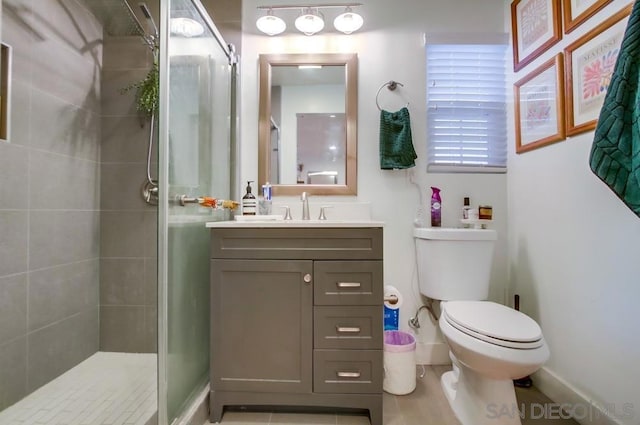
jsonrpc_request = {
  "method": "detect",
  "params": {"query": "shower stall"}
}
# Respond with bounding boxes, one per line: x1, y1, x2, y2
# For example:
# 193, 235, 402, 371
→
0, 0, 236, 423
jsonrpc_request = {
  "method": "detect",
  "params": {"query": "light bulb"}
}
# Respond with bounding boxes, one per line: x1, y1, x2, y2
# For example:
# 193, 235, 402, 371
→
333, 7, 363, 34
295, 8, 324, 36
256, 10, 286, 36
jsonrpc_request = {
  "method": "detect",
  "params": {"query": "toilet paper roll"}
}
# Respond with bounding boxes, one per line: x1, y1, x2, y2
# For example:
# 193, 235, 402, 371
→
384, 285, 403, 309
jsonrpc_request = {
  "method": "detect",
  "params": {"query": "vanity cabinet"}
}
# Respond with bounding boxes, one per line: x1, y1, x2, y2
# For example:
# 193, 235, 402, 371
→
209, 227, 383, 425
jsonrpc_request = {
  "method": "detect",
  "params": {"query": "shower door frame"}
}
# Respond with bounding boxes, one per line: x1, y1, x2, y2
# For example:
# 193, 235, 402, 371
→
157, 1, 237, 423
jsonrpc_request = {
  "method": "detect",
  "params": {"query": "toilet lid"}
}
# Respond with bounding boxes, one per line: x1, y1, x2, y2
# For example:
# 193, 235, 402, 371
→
443, 301, 543, 349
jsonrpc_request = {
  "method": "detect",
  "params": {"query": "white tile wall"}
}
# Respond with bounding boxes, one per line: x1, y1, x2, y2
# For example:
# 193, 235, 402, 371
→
0, 352, 156, 425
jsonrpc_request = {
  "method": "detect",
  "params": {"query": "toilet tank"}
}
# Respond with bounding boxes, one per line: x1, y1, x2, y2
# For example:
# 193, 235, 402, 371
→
413, 228, 497, 301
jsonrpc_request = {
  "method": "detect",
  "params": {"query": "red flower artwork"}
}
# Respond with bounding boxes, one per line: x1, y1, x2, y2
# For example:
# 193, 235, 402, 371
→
582, 49, 619, 100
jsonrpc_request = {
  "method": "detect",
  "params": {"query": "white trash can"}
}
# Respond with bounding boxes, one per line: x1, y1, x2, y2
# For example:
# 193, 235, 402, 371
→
383, 330, 416, 395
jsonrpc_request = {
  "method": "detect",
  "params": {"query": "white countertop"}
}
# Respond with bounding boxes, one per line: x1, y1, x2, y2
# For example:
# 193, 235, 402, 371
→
205, 201, 383, 228
205, 219, 384, 228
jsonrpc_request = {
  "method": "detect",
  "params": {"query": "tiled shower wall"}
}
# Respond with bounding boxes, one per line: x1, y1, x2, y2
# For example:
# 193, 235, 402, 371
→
99, 36, 157, 354
0, 0, 101, 410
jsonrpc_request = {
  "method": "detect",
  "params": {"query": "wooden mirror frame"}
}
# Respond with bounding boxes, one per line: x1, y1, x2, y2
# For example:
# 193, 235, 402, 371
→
258, 53, 358, 196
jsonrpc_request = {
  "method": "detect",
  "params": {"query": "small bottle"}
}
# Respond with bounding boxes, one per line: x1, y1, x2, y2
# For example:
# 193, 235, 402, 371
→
242, 181, 256, 215
262, 182, 272, 201
260, 182, 272, 215
430, 187, 441, 227
462, 197, 472, 220
479, 205, 493, 220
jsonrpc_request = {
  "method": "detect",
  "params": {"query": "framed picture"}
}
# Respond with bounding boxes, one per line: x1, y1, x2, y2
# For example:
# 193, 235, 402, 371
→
511, 0, 562, 72
514, 54, 565, 154
564, 4, 632, 136
563, 0, 613, 33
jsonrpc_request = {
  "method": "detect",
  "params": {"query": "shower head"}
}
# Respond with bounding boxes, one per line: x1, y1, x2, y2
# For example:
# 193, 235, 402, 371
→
120, 0, 157, 51
122, 0, 148, 37
139, 2, 159, 39
78, 0, 143, 36
79, 0, 158, 51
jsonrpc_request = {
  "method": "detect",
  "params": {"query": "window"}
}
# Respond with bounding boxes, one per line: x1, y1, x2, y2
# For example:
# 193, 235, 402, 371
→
426, 43, 508, 173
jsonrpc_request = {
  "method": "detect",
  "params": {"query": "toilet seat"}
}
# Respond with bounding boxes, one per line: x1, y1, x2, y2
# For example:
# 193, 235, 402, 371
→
442, 301, 543, 349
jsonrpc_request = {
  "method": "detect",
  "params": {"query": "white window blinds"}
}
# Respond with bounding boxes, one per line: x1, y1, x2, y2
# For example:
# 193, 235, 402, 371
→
426, 43, 508, 173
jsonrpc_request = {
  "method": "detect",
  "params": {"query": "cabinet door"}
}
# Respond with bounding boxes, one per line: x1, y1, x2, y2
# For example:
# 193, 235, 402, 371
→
211, 259, 313, 393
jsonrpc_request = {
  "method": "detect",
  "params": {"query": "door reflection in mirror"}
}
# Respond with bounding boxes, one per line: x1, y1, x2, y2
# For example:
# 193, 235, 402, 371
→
296, 113, 345, 185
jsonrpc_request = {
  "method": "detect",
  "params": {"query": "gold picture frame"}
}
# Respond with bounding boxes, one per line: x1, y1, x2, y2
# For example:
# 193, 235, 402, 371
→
511, 0, 562, 72
564, 4, 632, 136
563, 0, 613, 33
514, 54, 565, 154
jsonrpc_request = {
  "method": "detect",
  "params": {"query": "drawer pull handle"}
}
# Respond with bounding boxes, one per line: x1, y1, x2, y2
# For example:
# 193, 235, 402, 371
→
303, 274, 312, 284
336, 326, 361, 333
337, 282, 361, 288
337, 371, 361, 378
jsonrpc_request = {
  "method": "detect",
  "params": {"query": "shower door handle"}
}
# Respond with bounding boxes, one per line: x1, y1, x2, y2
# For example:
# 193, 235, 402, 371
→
175, 195, 200, 206
172, 194, 214, 207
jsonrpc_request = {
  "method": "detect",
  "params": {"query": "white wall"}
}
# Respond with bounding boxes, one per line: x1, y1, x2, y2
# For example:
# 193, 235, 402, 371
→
241, 0, 507, 364
506, 1, 640, 424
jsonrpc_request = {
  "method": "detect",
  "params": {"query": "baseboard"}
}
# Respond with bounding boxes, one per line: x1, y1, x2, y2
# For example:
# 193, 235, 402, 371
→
533, 367, 627, 425
172, 384, 210, 425
415, 341, 450, 365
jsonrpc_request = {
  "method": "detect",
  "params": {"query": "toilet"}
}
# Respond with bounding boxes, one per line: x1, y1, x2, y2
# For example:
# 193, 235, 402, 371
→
413, 228, 549, 425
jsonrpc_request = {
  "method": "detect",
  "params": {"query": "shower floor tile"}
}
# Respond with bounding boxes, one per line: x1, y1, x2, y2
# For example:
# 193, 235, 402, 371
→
0, 352, 156, 425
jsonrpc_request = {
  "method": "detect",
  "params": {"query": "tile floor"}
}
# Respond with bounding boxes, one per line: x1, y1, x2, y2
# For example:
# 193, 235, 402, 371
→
204, 366, 579, 425
0, 352, 157, 425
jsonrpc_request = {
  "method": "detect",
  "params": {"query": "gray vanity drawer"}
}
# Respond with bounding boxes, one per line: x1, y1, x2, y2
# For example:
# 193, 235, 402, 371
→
210, 228, 383, 260
313, 349, 382, 394
314, 261, 383, 306
314, 306, 382, 349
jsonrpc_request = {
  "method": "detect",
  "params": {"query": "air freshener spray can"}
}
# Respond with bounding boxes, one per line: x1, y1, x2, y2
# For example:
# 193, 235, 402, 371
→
431, 187, 441, 227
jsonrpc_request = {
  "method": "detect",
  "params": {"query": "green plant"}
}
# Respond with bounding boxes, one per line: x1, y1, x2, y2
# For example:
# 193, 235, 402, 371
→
121, 60, 159, 117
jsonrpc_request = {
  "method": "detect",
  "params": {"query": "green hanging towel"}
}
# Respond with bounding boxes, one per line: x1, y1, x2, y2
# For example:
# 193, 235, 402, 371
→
589, 0, 640, 218
379, 107, 417, 169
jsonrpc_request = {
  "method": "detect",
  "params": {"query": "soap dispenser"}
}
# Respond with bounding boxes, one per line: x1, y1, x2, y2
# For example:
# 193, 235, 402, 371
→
242, 181, 256, 215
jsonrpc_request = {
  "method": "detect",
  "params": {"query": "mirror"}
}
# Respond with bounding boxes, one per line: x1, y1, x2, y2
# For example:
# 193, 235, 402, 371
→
258, 53, 358, 196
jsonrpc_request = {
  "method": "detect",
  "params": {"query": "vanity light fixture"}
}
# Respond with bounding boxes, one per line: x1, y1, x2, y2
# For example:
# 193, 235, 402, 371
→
256, 8, 287, 36
256, 3, 363, 36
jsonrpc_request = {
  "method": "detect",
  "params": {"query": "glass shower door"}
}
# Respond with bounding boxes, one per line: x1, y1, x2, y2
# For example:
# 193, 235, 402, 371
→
158, 0, 233, 423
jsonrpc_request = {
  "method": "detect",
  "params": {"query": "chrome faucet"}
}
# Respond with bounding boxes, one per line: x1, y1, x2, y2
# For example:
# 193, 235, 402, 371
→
301, 192, 310, 220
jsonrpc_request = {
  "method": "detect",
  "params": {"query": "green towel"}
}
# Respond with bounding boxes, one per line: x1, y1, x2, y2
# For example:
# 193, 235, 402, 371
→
379, 107, 417, 169
590, 1, 640, 218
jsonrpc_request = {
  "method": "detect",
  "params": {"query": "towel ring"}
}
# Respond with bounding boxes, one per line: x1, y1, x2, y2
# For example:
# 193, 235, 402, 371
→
376, 80, 409, 111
